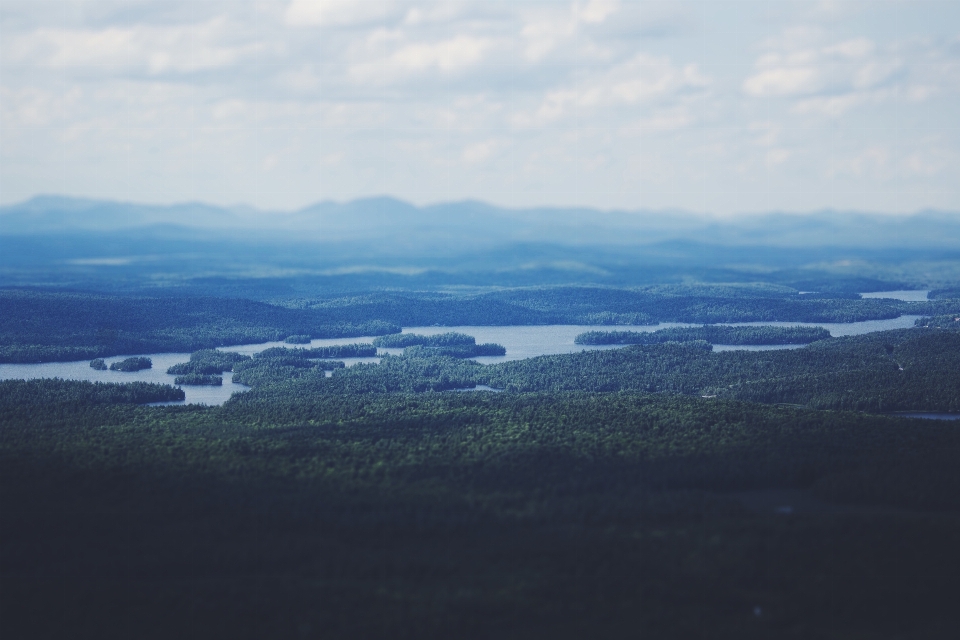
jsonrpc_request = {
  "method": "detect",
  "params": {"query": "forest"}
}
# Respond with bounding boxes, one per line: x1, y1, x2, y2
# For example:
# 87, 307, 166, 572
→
0, 289, 400, 363
108, 356, 152, 372
575, 325, 831, 345
3, 282, 960, 639
5, 287, 960, 363
4, 378, 960, 639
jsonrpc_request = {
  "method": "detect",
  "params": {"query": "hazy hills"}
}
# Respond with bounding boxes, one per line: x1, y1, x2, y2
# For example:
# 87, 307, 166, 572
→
3, 195, 959, 250
2, 195, 960, 294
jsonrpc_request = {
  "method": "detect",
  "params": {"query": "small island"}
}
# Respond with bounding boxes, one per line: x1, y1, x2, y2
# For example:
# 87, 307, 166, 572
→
109, 357, 152, 372
373, 332, 476, 348
575, 325, 831, 346
174, 373, 223, 386
89, 358, 107, 370
404, 343, 506, 358
167, 350, 251, 375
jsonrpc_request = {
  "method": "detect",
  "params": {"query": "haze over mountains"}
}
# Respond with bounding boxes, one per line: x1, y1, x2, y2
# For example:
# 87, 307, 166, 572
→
3, 195, 960, 250
2, 195, 959, 295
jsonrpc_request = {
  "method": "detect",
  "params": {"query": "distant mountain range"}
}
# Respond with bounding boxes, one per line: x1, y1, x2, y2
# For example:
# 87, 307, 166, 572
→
3, 194, 959, 250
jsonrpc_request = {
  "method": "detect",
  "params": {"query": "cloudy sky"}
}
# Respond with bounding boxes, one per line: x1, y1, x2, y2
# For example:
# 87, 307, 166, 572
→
1, 0, 958, 214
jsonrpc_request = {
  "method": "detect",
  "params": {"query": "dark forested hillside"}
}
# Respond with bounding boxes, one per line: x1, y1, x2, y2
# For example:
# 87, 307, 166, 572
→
4, 383, 960, 639
3, 268, 960, 638
0, 289, 400, 362
8, 286, 959, 364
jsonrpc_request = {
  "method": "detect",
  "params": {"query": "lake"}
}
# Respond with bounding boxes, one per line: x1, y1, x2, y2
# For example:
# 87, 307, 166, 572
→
0, 315, 925, 406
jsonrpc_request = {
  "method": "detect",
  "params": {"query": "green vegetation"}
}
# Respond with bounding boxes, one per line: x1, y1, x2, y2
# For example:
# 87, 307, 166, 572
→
929, 288, 960, 299
230, 347, 339, 387
916, 314, 960, 329
301, 344, 376, 358
89, 357, 107, 370
0, 290, 400, 363
5, 287, 960, 364
405, 343, 507, 358
373, 332, 477, 347
479, 330, 960, 412
166, 349, 251, 375
284, 334, 312, 344
218, 328, 960, 413
4, 383, 960, 638
173, 373, 222, 386
0, 378, 183, 406
575, 325, 832, 345
109, 356, 152, 372
296, 286, 960, 327
5, 283, 960, 637
371, 333, 506, 357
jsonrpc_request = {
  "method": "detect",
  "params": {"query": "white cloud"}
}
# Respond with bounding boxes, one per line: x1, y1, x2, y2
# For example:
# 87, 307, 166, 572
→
576, 0, 620, 25
284, 0, 397, 27
462, 139, 502, 164
520, 0, 621, 62
1, 0, 958, 214
741, 31, 959, 120
743, 67, 821, 98
348, 34, 491, 83
514, 53, 709, 128
5, 18, 265, 75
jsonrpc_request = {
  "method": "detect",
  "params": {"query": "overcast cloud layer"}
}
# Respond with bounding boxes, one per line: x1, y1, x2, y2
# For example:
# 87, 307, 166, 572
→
1, 0, 958, 214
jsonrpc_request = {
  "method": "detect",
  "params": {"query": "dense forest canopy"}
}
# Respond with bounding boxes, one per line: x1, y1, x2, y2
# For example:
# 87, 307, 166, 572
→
4, 287, 960, 363
3, 272, 960, 638
575, 325, 832, 345
4, 377, 960, 638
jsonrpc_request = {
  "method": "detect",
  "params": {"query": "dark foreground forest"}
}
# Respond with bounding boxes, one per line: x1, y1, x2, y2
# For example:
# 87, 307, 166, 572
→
3, 285, 960, 639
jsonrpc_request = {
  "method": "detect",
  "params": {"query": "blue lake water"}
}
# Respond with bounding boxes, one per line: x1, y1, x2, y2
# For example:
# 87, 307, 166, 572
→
0, 315, 925, 406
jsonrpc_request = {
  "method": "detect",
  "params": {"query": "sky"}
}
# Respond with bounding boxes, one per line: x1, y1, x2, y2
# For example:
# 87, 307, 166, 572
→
1, 0, 958, 215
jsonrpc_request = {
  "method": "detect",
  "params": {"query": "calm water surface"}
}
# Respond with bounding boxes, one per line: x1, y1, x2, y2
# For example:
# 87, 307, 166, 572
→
0, 315, 926, 406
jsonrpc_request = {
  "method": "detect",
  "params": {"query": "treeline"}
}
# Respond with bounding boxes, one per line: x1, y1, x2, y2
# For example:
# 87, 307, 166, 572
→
482, 329, 960, 412
167, 349, 251, 375
404, 343, 507, 358
174, 374, 222, 386
916, 314, 960, 329
372, 332, 505, 356
301, 344, 376, 358
575, 325, 831, 345
303, 287, 960, 327
0, 289, 400, 363
231, 347, 346, 388
929, 288, 960, 299
0, 378, 183, 408
6, 286, 960, 365
109, 356, 152, 371
373, 332, 476, 348
224, 328, 960, 413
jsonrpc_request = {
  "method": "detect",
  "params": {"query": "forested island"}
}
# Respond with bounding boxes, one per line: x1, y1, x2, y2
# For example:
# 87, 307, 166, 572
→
173, 373, 222, 386
575, 325, 831, 345
372, 332, 477, 347
109, 356, 152, 372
